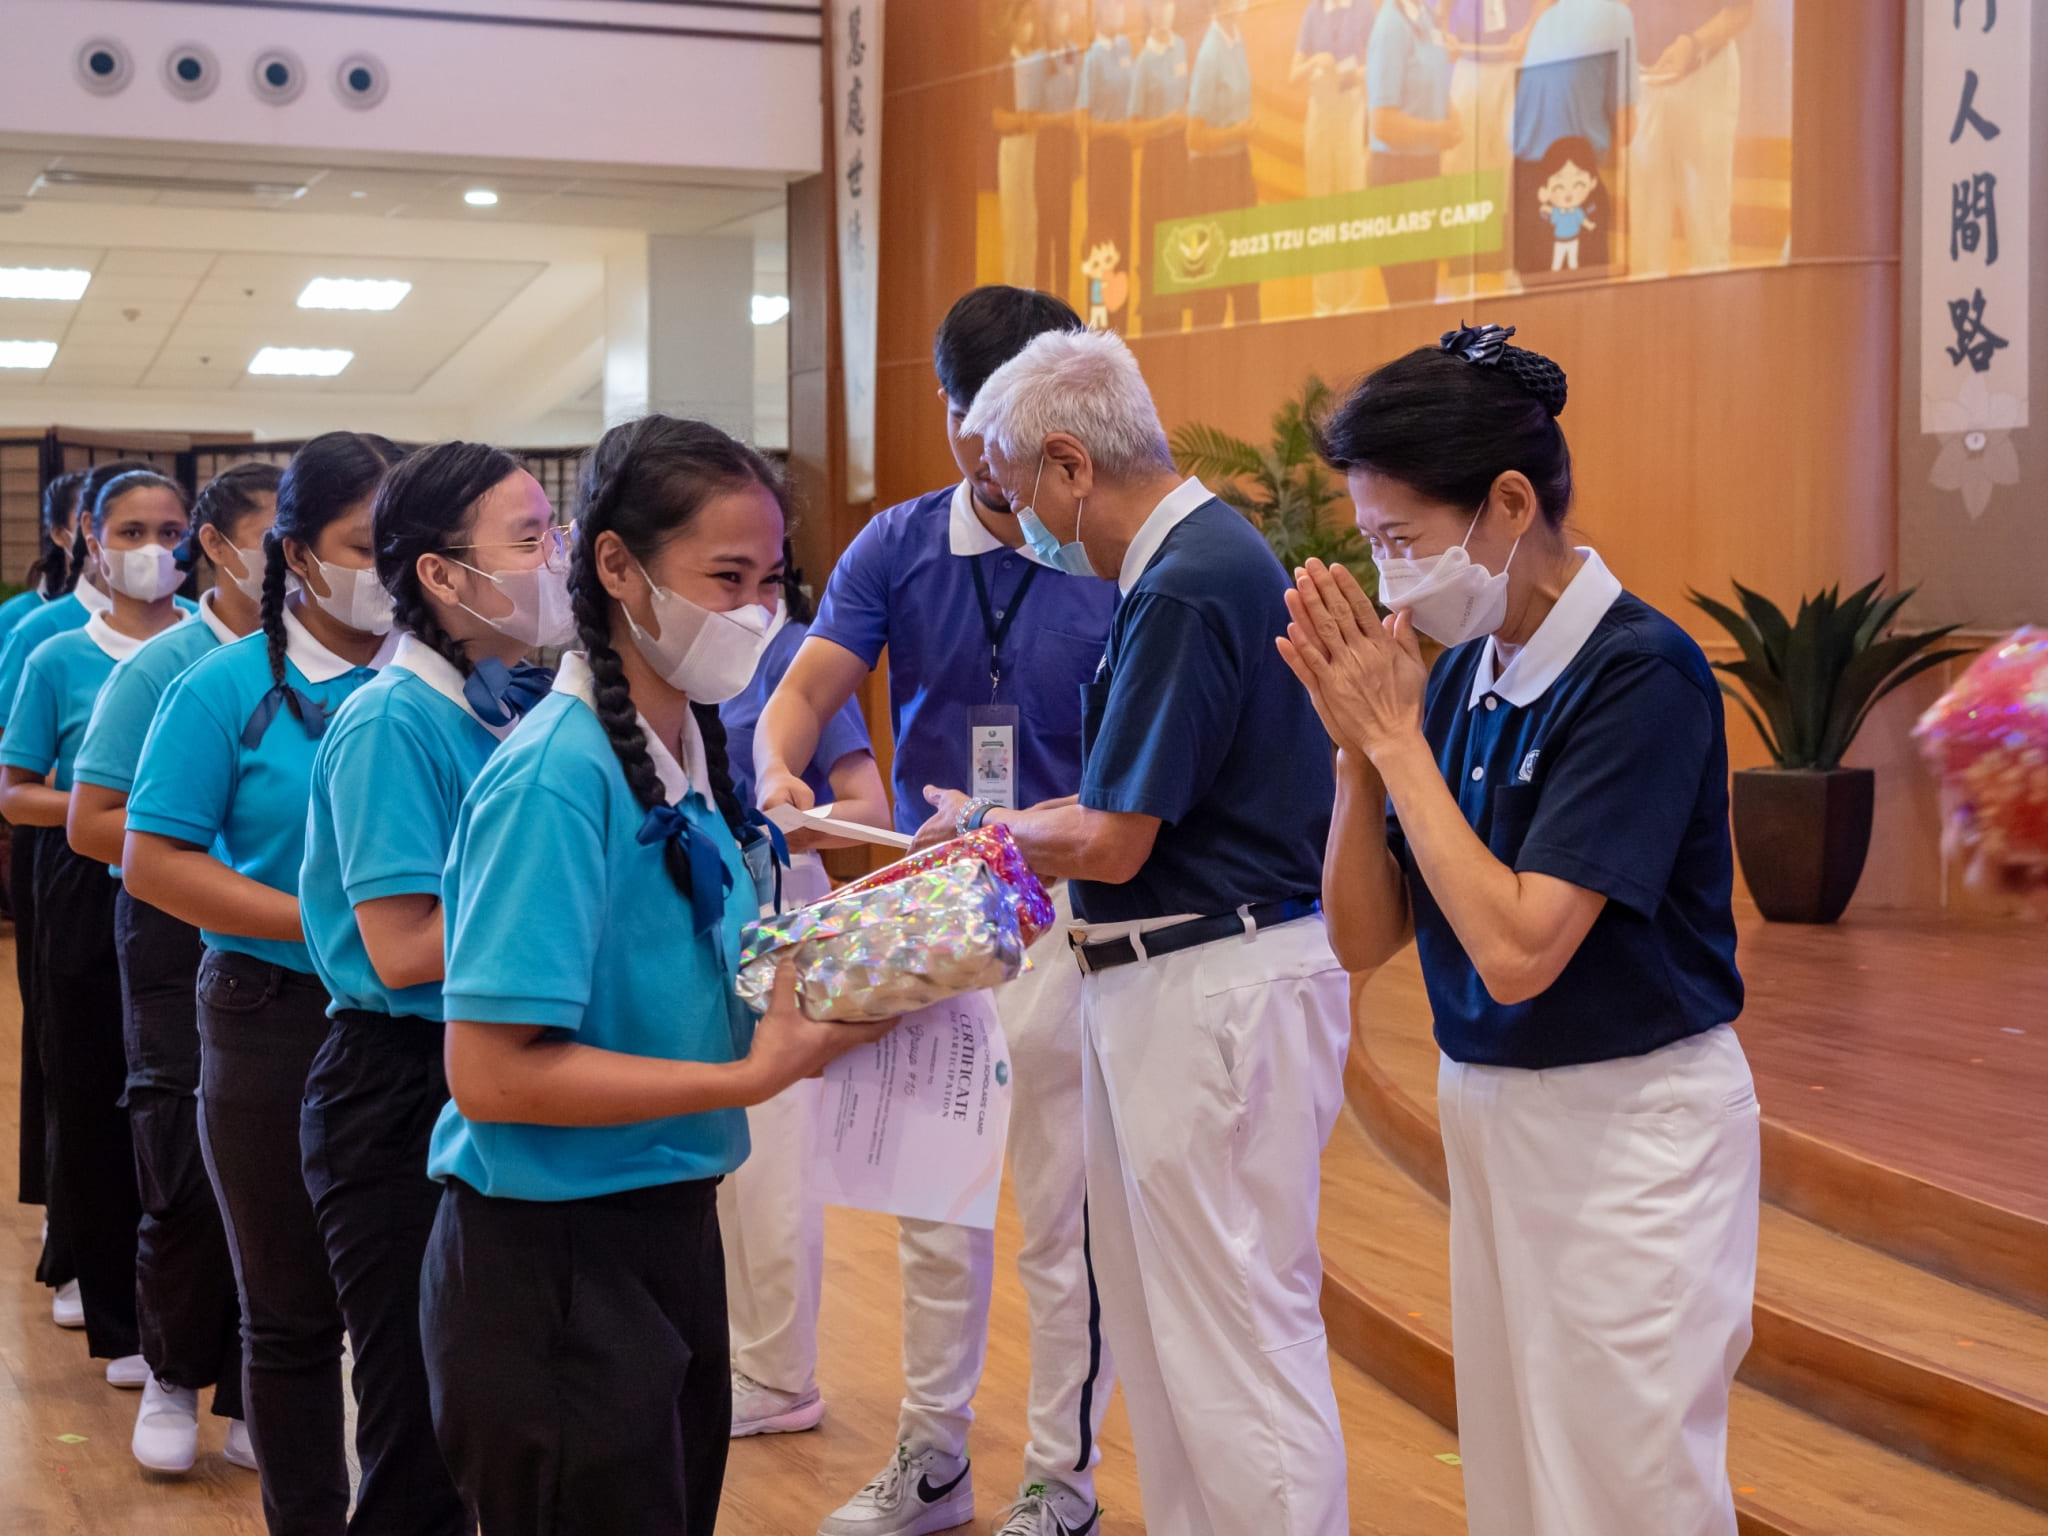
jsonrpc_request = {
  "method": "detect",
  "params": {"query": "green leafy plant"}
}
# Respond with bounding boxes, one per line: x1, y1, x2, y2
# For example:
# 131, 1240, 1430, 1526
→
1689, 579, 1972, 770
1169, 374, 1375, 592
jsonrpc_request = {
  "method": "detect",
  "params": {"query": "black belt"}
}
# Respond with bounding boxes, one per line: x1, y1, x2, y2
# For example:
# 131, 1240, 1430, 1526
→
1070, 896, 1321, 975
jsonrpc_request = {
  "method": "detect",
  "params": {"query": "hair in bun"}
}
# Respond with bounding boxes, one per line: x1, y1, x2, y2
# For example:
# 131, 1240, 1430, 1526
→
1316, 324, 1576, 527
1438, 322, 1569, 419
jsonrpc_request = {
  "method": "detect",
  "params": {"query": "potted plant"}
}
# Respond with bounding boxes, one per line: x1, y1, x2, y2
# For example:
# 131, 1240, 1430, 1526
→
1690, 579, 1970, 923
1168, 374, 1377, 590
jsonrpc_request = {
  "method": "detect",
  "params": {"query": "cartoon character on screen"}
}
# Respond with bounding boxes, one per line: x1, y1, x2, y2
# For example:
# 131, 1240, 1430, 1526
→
1536, 139, 1599, 272
1081, 240, 1130, 329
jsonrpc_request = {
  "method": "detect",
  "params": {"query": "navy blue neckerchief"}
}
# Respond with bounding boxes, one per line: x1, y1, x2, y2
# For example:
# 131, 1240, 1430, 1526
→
638, 801, 736, 940
463, 658, 555, 729
241, 684, 329, 748
738, 808, 791, 912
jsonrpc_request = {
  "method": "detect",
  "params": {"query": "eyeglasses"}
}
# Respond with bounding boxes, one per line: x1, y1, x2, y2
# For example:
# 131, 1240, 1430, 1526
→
444, 525, 572, 564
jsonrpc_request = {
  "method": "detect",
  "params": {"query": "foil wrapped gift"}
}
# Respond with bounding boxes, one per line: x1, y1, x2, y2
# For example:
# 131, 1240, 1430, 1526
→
1914, 628, 2048, 870
736, 829, 1055, 1023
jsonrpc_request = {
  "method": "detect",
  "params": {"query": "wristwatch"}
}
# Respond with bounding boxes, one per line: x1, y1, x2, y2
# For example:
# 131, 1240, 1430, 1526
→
954, 797, 996, 837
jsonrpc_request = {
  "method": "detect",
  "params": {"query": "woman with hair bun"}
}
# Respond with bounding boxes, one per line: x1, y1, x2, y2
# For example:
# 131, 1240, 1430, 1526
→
1282, 324, 1756, 1536
123, 431, 402, 1533
297, 441, 569, 1536
419, 414, 891, 1535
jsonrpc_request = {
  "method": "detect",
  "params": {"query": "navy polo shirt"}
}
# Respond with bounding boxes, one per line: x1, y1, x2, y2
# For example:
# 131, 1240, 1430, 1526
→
722, 618, 872, 808
810, 483, 1117, 835
1390, 563, 1742, 1070
1073, 488, 1333, 924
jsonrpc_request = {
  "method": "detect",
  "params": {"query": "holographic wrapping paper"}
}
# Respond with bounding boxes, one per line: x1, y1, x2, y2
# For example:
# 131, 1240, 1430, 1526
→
736, 857, 1028, 1023
834, 825, 1057, 945
1914, 627, 2048, 867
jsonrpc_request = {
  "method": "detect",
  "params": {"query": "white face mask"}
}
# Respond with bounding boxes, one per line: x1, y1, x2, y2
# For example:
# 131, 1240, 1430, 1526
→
215, 542, 268, 604
99, 543, 187, 603
1374, 504, 1520, 648
624, 559, 786, 704
306, 553, 396, 636
450, 557, 576, 650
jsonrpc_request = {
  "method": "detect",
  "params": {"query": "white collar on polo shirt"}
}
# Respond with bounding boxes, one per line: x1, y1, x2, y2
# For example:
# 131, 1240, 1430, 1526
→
196, 588, 238, 647
282, 604, 399, 684
948, 479, 1011, 558
76, 577, 112, 617
392, 632, 511, 739
1117, 476, 1213, 593
553, 651, 711, 806
1467, 546, 1622, 711
84, 609, 168, 663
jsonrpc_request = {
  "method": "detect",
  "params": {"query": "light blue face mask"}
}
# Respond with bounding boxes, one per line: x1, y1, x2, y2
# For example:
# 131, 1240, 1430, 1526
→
1015, 455, 1096, 577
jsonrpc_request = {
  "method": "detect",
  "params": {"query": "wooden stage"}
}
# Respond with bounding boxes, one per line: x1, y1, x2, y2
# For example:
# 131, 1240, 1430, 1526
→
4, 912, 2042, 1533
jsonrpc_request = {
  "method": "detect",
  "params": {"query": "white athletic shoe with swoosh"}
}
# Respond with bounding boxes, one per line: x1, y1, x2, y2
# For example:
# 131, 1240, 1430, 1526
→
817, 1444, 975, 1536
992, 1484, 1100, 1536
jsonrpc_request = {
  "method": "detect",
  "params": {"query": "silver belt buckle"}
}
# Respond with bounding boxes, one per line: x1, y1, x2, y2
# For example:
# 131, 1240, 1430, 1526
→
1068, 928, 1095, 975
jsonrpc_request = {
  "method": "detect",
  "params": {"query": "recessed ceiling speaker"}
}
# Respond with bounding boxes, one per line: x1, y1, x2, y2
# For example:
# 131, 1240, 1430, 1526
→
333, 54, 387, 110
77, 38, 134, 96
250, 48, 306, 105
163, 44, 219, 101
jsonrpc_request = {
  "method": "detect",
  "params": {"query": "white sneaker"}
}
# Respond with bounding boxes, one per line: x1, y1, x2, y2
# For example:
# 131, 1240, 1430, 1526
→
106, 1353, 150, 1389
731, 1369, 824, 1438
131, 1376, 200, 1473
52, 1279, 84, 1329
223, 1418, 258, 1470
993, 1484, 1100, 1536
818, 1445, 974, 1536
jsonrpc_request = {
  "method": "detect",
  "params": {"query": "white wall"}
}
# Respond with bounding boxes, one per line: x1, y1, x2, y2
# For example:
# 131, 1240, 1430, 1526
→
0, 0, 821, 177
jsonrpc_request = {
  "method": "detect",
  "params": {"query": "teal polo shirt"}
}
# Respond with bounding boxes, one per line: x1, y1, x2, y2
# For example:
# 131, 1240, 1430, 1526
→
0, 614, 169, 792
0, 584, 109, 732
0, 587, 48, 647
125, 608, 394, 973
75, 594, 238, 796
427, 651, 755, 1203
302, 636, 506, 1021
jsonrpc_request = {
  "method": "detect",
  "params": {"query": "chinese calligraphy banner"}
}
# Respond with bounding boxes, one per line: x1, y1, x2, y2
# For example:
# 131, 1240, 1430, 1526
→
1918, 0, 2028, 440
971, 0, 1794, 335
836, 0, 884, 503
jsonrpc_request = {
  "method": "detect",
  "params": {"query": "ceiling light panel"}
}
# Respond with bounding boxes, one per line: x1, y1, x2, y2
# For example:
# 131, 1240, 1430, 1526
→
297, 277, 412, 312
0, 267, 91, 301
248, 346, 352, 377
0, 340, 59, 368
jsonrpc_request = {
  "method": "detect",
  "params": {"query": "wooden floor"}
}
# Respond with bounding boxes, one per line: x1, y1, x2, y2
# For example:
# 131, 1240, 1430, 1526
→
0, 934, 1465, 1536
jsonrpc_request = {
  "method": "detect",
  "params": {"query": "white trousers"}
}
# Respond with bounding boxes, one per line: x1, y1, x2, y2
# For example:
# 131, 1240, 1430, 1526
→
999, 133, 1040, 289
725, 879, 1111, 1499
1628, 43, 1742, 277
1303, 81, 1367, 315
1080, 915, 1352, 1536
1440, 1024, 1761, 1536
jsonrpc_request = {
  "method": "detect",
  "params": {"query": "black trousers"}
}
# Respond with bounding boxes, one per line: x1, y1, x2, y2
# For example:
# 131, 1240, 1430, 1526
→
1370, 150, 1445, 305
197, 948, 349, 1536
15, 823, 47, 1206
422, 1176, 731, 1536
116, 887, 244, 1418
1035, 123, 1079, 301
1136, 132, 1190, 337
1085, 133, 1134, 327
302, 1011, 468, 1536
36, 840, 140, 1358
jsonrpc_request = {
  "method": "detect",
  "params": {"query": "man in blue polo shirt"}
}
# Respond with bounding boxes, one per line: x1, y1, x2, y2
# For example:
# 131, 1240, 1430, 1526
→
755, 285, 1119, 1536
936, 327, 1350, 1536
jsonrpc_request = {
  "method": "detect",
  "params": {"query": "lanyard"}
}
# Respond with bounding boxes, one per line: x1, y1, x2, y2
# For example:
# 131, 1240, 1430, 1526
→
969, 555, 1041, 703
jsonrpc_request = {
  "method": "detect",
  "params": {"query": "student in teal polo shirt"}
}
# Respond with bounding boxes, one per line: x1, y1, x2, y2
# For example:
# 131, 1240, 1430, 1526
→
68, 461, 279, 1476
419, 415, 890, 1536
123, 433, 403, 1536
8, 466, 87, 1317
0, 469, 195, 1396
298, 442, 572, 1536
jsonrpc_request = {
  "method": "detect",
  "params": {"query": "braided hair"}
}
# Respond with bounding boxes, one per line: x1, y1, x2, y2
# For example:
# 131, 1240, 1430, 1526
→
568, 415, 788, 897
264, 433, 406, 717
179, 461, 282, 573
31, 471, 85, 594
63, 461, 156, 594
372, 441, 520, 679
1317, 323, 1574, 527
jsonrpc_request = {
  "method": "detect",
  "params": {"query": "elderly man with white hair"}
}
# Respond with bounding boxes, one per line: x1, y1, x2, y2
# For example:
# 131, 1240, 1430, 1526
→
917, 329, 1352, 1536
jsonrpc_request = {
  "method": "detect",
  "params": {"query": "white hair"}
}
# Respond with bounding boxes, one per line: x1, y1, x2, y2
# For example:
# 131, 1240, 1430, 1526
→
961, 328, 1175, 483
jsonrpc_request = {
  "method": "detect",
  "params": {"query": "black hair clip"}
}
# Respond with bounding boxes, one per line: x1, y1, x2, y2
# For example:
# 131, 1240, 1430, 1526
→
1439, 322, 1517, 366
172, 529, 199, 572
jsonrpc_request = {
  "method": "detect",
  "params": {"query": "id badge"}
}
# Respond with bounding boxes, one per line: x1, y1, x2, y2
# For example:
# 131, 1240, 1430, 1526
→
968, 704, 1021, 809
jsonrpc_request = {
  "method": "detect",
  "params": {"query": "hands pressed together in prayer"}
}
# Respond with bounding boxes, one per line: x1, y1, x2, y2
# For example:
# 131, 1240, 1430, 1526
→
1276, 559, 1430, 764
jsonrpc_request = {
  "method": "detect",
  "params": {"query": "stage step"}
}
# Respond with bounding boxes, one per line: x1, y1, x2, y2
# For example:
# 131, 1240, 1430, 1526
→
1318, 1109, 2048, 1536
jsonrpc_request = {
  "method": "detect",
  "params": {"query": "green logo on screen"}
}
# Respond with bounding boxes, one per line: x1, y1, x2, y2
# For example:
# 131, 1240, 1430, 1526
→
1162, 221, 1227, 286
